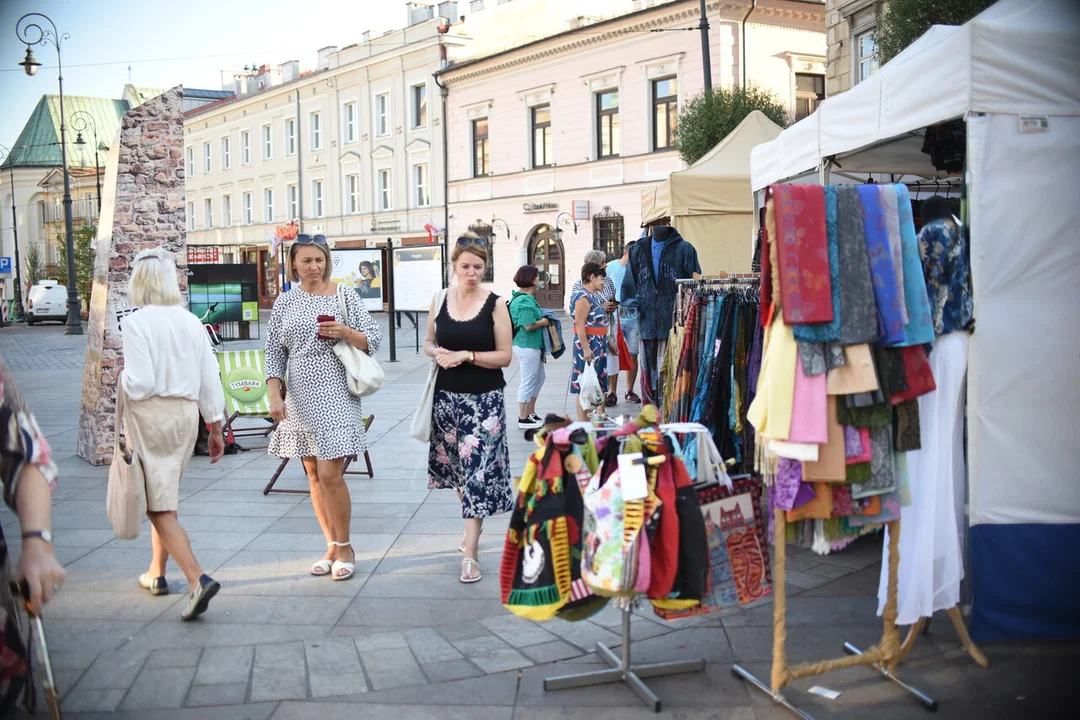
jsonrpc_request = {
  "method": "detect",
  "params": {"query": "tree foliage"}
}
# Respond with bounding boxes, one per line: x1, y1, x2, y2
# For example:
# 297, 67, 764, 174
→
56, 224, 96, 309
876, 0, 996, 64
24, 239, 44, 286
675, 84, 789, 166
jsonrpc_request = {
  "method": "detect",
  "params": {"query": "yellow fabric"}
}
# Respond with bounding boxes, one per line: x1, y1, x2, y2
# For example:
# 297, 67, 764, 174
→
802, 396, 848, 482
747, 313, 798, 441
661, 325, 684, 420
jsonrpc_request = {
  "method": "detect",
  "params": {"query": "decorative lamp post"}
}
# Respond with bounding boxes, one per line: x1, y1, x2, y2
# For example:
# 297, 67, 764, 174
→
554, 211, 578, 243
0, 144, 26, 322
17, 12, 82, 334
71, 110, 106, 214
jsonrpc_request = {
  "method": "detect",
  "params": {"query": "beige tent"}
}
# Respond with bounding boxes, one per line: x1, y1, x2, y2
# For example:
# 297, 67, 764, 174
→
641, 110, 782, 274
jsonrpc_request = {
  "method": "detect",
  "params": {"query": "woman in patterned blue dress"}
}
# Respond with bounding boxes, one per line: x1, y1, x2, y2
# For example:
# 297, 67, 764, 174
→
569, 262, 609, 420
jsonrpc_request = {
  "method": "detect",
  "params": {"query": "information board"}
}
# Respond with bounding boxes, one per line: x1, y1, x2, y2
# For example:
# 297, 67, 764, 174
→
330, 249, 384, 312
392, 245, 443, 312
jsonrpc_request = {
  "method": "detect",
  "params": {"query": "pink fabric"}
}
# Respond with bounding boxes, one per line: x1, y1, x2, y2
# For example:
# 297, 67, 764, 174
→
787, 352, 828, 444
846, 427, 872, 465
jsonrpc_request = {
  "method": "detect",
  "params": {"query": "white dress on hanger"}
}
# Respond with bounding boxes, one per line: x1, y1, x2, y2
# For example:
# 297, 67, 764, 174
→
877, 332, 968, 625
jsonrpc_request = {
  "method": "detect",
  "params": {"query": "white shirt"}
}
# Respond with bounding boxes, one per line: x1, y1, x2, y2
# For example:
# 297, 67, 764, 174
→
120, 304, 226, 423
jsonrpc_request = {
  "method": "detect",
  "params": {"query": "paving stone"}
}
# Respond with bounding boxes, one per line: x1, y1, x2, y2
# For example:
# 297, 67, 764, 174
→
147, 647, 202, 669
352, 630, 409, 652
469, 647, 534, 674
305, 637, 368, 697
520, 640, 585, 664
185, 682, 249, 707
403, 627, 465, 663
420, 658, 485, 683
194, 645, 255, 685
481, 614, 560, 648
452, 634, 513, 656
269, 703, 513, 720
359, 647, 428, 690
195, 594, 352, 625
433, 621, 498, 643
61, 688, 127, 713
74, 649, 150, 691
251, 642, 308, 701
120, 666, 197, 710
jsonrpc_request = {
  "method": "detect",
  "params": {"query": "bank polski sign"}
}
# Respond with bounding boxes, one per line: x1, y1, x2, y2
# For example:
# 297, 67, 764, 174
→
522, 201, 559, 214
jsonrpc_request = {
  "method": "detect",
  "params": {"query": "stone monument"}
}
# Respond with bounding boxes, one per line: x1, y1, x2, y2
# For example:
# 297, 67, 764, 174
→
77, 86, 188, 465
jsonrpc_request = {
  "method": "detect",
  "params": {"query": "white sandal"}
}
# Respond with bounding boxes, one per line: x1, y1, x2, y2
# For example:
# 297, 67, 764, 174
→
311, 541, 335, 576
330, 541, 355, 582
460, 557, 481, 584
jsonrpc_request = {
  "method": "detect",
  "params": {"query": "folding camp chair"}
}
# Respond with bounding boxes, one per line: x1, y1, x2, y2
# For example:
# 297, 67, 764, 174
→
218, 349, 277, 448
263, 414, 376, 495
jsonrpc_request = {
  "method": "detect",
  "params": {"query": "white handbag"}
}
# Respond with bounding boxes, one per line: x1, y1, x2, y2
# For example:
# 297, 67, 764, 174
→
333, 284, 385, 397
410, 288, 448, 442
106, 387, 147, 540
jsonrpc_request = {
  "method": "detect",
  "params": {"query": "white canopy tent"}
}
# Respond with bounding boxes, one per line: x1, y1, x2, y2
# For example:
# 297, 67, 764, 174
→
751, 0, 1080, 641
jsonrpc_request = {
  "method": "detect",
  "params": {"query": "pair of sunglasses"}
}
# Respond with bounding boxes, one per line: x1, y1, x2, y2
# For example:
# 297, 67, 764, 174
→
296, 234, 327, 245
456, 236, 488, 248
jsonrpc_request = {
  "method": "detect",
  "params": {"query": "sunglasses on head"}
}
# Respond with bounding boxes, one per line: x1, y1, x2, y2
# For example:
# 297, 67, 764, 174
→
456, 236, 488, 248
296, 234, 328, 246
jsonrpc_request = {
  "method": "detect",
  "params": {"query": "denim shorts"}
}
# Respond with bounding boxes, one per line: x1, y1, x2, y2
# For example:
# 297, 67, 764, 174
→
513, 346, 546, 402
620, 315, 640, 355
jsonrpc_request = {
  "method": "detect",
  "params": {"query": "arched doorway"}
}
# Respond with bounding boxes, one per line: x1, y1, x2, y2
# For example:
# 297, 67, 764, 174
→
527, 224, 565, 309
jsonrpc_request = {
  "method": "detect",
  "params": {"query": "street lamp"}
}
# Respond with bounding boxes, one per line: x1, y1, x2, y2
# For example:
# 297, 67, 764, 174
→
491, 217, 510, 240
71, 110, 106, 214
16, 12, 82, 335
0, 144, 26, 323
554, 211, 578, 242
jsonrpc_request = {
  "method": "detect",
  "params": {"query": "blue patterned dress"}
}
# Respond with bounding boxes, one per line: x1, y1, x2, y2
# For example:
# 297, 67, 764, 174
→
569, 286, 608, 395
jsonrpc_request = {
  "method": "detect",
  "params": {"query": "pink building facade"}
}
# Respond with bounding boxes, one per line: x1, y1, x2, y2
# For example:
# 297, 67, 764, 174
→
442, 0, 826, 308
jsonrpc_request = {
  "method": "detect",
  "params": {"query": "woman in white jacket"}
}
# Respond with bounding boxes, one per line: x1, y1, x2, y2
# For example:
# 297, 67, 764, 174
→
120, 248, 226, 621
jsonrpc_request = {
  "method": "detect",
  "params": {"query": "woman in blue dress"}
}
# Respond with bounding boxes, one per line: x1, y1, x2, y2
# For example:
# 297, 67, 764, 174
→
569, 262, 609, 420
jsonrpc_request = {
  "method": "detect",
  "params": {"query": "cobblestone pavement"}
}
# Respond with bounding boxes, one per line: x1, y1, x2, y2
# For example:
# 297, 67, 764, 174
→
0, 320, 1074, 719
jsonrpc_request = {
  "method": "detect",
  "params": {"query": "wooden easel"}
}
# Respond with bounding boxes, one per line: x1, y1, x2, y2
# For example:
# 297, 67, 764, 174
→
897, 607, 989, 668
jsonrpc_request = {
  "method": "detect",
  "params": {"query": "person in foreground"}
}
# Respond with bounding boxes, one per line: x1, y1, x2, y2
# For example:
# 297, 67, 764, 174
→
569, 262, 610, 421
120, 248, 226, 620
508, 265, 550, 429
0, 357, 66, 710
424, 234, 514, 583
266, 235, 382, 582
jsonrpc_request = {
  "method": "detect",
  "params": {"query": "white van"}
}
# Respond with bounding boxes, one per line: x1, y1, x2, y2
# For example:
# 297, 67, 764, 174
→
26, 280, 69, 325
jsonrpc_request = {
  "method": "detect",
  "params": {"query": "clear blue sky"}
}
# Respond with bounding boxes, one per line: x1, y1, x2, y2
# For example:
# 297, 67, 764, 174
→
0, 0, 409, 153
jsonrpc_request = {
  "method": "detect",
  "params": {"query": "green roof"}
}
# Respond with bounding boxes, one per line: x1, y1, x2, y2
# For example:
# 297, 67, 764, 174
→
1, 94, 130, 170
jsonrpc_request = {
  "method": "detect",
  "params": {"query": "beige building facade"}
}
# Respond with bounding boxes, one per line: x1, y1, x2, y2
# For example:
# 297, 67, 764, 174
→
825, 0, 884, 95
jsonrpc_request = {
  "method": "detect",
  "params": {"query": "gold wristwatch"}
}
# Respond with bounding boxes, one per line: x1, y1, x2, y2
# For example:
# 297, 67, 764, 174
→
468, 351, 476, 363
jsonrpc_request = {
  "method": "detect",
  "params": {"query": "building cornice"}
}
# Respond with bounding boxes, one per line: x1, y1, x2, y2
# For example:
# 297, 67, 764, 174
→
441, 1, 823, 86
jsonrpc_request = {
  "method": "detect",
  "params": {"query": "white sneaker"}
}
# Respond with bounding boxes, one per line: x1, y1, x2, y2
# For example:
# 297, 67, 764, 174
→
518, 416, 543, 429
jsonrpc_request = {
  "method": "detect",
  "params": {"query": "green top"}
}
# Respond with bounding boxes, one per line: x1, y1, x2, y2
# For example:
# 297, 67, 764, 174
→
510, 291, 544, 349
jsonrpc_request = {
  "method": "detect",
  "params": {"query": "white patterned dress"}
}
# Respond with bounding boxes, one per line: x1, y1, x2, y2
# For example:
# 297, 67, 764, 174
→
265, 285, 382, 459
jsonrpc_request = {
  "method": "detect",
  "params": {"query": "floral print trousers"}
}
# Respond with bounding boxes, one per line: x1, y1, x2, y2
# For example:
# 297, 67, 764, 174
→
428, 388, 514, 519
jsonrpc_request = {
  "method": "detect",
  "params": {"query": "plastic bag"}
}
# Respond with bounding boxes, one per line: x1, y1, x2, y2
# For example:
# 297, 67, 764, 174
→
578, 360, 604, 411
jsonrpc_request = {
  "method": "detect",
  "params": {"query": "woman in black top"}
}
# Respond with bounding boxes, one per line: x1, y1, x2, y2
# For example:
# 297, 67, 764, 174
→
424, 234, 514, 583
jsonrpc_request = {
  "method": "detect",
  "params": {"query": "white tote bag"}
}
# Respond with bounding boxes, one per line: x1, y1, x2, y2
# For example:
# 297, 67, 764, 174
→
410, 289, 448, 442
106, 387, 146, 540
333, 284, 385, 397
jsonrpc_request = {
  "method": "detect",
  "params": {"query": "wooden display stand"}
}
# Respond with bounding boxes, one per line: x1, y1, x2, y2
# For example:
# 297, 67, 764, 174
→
733, 509, 986, 718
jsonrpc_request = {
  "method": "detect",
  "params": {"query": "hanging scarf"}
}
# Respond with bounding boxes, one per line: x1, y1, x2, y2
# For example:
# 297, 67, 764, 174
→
773, 184, 834, 325
793, 185, 842, 342
857, 185, 905, 344
879, 185, 909, 324
890, 184, 937, 346
834, 186, 880, 344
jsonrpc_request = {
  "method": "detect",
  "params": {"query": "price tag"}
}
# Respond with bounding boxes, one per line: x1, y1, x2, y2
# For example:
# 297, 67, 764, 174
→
617, 453, 648, 501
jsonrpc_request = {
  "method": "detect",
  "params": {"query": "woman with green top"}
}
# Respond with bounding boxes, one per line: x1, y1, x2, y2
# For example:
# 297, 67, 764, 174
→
509, 265, 550, 429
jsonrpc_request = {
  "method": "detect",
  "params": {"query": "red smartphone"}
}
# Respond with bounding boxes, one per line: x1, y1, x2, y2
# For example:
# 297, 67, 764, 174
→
316, 314, 334, 339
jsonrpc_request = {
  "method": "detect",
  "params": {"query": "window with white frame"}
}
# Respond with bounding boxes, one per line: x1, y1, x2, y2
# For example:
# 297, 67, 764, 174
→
221, 136, 231, 170
596, 90, 620, 158
855, 30, 879, 84
185, 146, 195, 176
242, 191, 252, 225
531, 104, 552, 169
262, 124, 273, 160
413, 163, 430, 208
241, 130, 251, 164
344, 102, 357, 143
312, 179, 324, 218
795, 73, 825, 121
472, 118, 489, 177
375, 93, 390, 136
204, 197, 213, 229
652, 77, 678, 151
186, 200, 195, 231
411, 84, 427, 128
310, 111, 322, 151
264, 187, 274, 222
203, 142, 212, 173
287, 184, 298, 221
222, 194, 232, 226
378, 169, 393, 210
347, 174, 360, 214
286, 118, 297, 156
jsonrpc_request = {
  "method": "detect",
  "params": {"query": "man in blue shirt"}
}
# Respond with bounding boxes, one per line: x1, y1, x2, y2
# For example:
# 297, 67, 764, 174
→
605, 241, 640, 404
